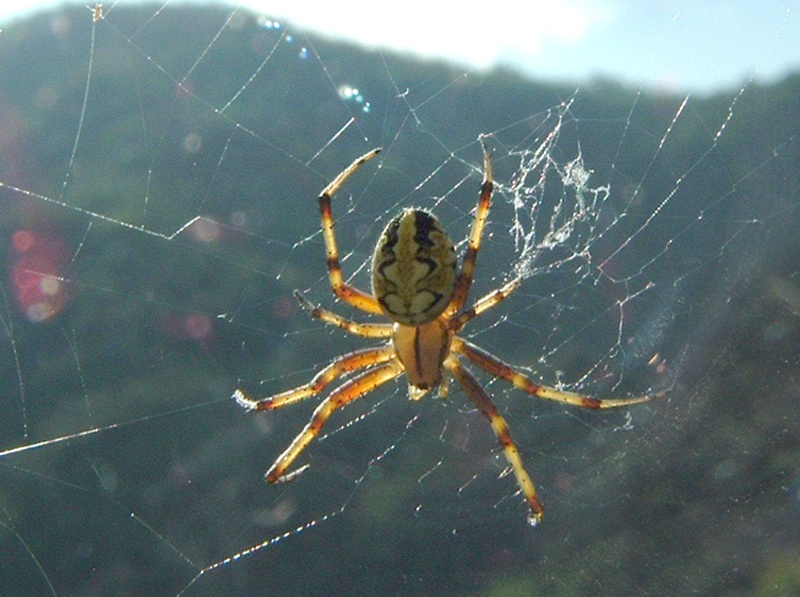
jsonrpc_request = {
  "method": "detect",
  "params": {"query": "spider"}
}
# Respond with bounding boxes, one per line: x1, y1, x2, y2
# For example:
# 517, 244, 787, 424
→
234, 143, 655, 525
91, 3, 103, 22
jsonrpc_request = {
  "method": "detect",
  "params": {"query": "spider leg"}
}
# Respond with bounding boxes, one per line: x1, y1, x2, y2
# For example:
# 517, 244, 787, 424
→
318, 148, 384, 315
447, 140, 494, 315
266, 358, 404, 482
234, 345, 396, 411
444, 355, 543, 525
450, 277, 522, 332
452, 336, 654, 409
294, 290, 393, 338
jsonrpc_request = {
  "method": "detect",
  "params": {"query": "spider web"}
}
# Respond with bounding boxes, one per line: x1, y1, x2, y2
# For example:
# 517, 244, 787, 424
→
1, 3, 799, 595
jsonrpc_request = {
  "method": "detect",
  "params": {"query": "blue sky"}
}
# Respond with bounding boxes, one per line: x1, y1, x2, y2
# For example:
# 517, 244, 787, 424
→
2, 0, 799, 93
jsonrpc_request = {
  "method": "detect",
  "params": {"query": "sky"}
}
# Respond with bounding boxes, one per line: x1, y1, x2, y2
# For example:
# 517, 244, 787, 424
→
1, 0, 799, 94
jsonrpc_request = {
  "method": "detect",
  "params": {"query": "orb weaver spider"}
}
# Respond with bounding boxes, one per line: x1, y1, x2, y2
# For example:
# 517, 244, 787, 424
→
234, 143, 655, 525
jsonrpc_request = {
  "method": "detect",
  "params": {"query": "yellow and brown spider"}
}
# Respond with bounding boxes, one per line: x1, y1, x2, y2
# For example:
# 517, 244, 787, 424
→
234, 144, 655, 525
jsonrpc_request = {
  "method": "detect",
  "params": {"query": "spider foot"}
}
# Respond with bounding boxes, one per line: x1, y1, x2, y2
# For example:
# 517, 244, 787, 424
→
293, 289, 316, 312
527, 511, 543, 528
232, 388, 262, 411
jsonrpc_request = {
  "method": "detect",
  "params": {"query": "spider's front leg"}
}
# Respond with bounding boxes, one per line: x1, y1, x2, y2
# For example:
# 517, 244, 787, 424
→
452, 336, 657, 409
266, 359, 404, 482
233, 346, 396, 411
444, 355, 544, 525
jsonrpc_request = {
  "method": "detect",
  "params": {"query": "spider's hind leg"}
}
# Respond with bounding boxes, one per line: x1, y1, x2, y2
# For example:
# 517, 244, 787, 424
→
447, 141, 494, 316
318, 149, 384, 315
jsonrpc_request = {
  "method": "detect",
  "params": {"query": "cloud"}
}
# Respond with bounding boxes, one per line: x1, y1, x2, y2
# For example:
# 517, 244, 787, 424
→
244, 0, 607, 68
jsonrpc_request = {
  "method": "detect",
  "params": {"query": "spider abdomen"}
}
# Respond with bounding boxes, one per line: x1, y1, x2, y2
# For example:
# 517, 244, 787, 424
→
372, 208, 457, 326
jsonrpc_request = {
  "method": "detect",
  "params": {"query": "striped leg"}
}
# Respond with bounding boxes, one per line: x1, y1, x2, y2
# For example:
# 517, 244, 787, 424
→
447, 141, 494, 315
444, 355, 543, 524
452, 336, 653, 409
449, 277, 521, 332
266, 359, 404, 482
318, 148, 384, 315
233, 346, 396, 411
294, 290, 393, 338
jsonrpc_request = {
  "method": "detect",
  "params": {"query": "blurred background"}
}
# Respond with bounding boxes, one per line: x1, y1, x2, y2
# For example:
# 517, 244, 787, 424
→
0, 3, 798, 595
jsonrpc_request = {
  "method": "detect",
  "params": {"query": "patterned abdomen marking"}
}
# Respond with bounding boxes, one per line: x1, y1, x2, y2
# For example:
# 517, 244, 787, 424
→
372, 208, 457, 326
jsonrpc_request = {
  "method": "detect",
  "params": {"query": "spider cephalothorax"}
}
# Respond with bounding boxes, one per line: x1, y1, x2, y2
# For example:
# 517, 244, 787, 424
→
234, 143, 656, 525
